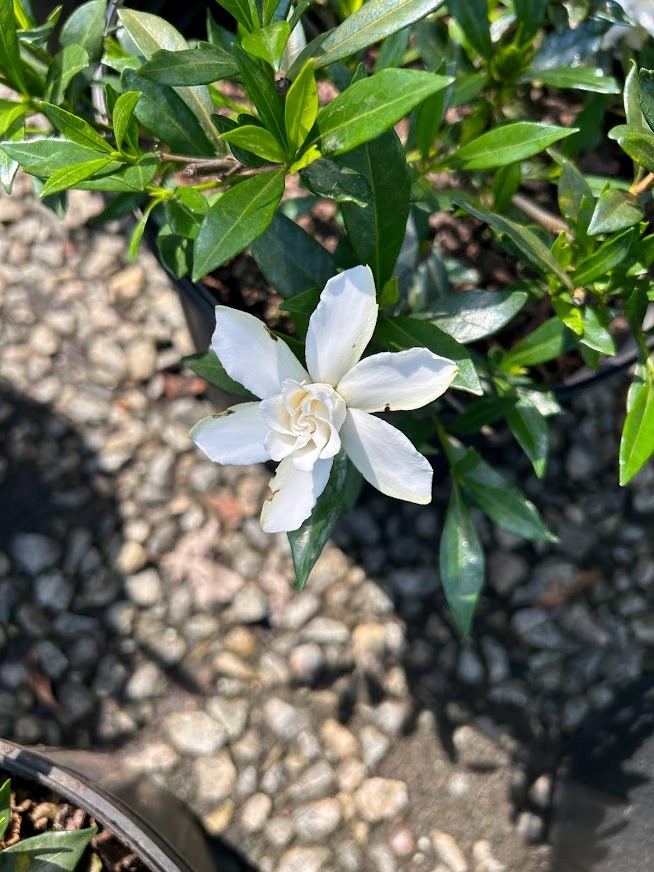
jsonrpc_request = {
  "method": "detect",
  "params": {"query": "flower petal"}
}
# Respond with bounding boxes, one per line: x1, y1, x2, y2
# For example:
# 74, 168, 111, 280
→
190, 402, 271, 465
305, 265, 378, 386
212, 306, 309, 399
260, 456, 333, 533
337, 348, 458, 413
340, 408, 432, 504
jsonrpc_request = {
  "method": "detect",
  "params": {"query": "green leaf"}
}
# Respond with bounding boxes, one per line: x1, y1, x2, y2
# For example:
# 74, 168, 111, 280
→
0, 779, 11, 841
40, 103, 114, 153
117, 8, 220, 149
122, 69, 215, 157
514, 0, 548, 43
573, 227, 637, 286
493, 162, 521, 212
415, 90, 444, 161
0, 113, 23, 193
439, 481, 485, 635
193, 169, 285, 280
587, 187, 644, 235
0, 826, 97, 872
376, 315, 483, 395
619, 371, 654, 485
449, 395, 517, 436
453, 446, 556, 542
454, 200, 574, 291
639, 69, 654, 134
218, 0, 259, 31
41, 156, 113, 196
338, 129, 410, 289
624, 62, 643, 130
235, 46, 287, 149
79, 153, 159, 192
212, 114, 266, 167
59, 0, 107, 62
609, 124, 654, 173
251, 211, 336, 298
183, 348, 256, 398
375, 24, 411, 71
0, 100, 26, 138
0, 137, 107, 175
531, 66, 620, 94
580, 306, 615, 356
166, 186, 209, 238
285, 60, 318, 154
137, 43, 239, 85
507, 394, 548, 477
112, 89, 140, 153
128, 199, 157, 262
557, 159, 593, 224
448, 0, 491, 59
45, 44, 90, 105
315, 68, 452, 156
446, 122, 577, 171
299, 157, 371, 206
502, 317, 576, 368
220, 125, 287, 162
291, 0, 444, 74
420, 289, 528, 344
242, 21, 290, 71
0, 0, 27, 94
288, 450, 361, 592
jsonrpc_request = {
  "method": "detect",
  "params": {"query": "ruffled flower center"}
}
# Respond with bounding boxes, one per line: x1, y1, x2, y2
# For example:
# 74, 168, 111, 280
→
260, 379, 347, 471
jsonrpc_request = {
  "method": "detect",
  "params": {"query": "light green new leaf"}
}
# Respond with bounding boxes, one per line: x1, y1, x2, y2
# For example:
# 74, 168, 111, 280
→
439, 482, 485, 635
218, 0, 259, 31
292, 0, 445, 75
446, 122, 577, 171
448, 0, 491, 59
503, 317, 576, 368
78, 153, 158, 192
288, 450, 361, 592
420, 289, 528, 344
193, 169, 285, 280
0, 0, 27, 93
112, 89, 140, 153
45, 44, 90, 105
40, 103, 114, 153
285, 60, 318, 154
41, 156, 113, 196
183, 348, 255, 398
454, 446, 556, 542
316, 68, 451, 156
221, 125, 287, 163
454, 200, 574, 291
531, 67, 620, 94
376, 315, 483, 395
137, 43, 239, 85
242, 21, 290, 71
338, 129, 409, 289
60, 0, 107, 62
587, 188, 643, 235
0, 101, 26, 138
619, 371, 654, 484
0, 115, 23, 193
580, 306, 615, 356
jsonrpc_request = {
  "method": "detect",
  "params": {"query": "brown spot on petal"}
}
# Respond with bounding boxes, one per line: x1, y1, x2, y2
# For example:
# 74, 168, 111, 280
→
384, 403, 391, 412
213, 409, 235, 418
265, 326, 279, 341
264, 488, 280, 504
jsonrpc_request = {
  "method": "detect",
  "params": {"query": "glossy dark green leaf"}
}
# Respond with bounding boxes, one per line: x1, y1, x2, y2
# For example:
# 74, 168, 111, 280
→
137, 43, 239, 85
557, 159, 593, 224
376, 315, 483, 395
619, 370, 654, 485
45, 44, 90, 105
157, 226, 190, 278
166, 186, 208, 238
639, 69, 654, 134
493, 162, 521, 212
454, 200, 574, 290
573, 227, 637, 286
415, 90, 444, 161
449, 395, 517, 436
315, 69, 451, 156
300, 158, 371, 206
338, 129, 409, 289
0, 137, 107, 175
439, 481, 484, 635
211, 114, 266, 167
41, 155, 113, 196
532, 66, 620, 94
580, 306, 615, 355
220, 125, 286, 162
251, 212, 335, 298
112, 89, 140, 153
375, 24, 411, 71
514, 0, 548, 43
288, 450, 361, 592
242, 21, 290, 71
219, 0, 259, 31
454, 445, 556, 541
446, 122, 577, 171
0, 826, 97, 872
587, 187, 644, 235
448, 0, 491, 59
0, 0, 27, 93
609, 124, 654, 173
235, 47, 287, 149
60, 0, 107, 62
291, 0, 444, 75
421, 289, 528, 344
193, 169, 285, 281
183, 348, 256, 398
285, 60, 318, 155
40, 103, 113, 153
122, 69, 215, 157
502, 317, 576, 368
507, 394, 548, 477
79, 153, 159, 191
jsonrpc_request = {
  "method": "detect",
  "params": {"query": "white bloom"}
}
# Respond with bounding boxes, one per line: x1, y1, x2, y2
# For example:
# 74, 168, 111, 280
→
603, 0, 654, 48
191, 265, 458, 533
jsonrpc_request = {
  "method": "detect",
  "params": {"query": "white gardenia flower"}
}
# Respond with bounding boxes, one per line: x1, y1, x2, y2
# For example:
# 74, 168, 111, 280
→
191, 265, 458, 533
603, 0, 654, 47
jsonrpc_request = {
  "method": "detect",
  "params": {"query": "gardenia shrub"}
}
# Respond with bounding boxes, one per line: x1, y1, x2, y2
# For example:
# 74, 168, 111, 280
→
1, 0, 653, 631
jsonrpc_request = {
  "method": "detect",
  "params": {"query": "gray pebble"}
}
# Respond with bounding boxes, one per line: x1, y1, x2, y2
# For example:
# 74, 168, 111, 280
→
165, 710, 226, 756
11, 533, 61, 575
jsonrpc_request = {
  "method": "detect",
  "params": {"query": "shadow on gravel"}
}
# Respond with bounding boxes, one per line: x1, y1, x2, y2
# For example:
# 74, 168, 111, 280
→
0, 381, 258, 872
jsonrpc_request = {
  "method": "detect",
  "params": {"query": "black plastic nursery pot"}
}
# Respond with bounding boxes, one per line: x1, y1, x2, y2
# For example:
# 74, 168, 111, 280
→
0, 739, 216, 872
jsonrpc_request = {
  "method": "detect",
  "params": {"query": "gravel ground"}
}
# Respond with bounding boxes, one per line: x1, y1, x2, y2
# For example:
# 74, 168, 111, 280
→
1, 176, 653, 872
